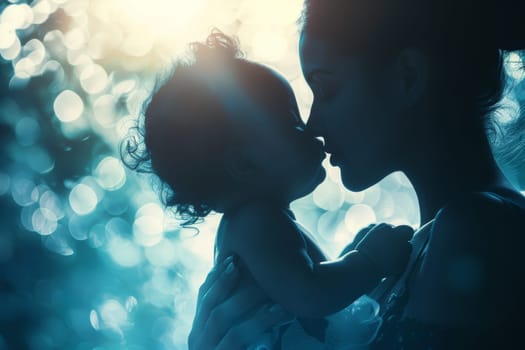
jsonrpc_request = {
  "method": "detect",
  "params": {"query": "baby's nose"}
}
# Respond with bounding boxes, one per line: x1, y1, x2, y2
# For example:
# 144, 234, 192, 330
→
304, 118, 326, 139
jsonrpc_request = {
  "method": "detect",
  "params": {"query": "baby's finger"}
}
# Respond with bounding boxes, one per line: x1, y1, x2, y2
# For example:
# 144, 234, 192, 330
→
394, 225, 415, 241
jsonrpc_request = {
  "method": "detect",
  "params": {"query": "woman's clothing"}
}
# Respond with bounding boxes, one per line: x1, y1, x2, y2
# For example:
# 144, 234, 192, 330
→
370, 188, 525, 349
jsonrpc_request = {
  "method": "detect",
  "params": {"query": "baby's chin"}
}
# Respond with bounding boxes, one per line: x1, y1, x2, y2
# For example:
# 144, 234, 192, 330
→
292, 166, 327, 201
313, 166, 327, 188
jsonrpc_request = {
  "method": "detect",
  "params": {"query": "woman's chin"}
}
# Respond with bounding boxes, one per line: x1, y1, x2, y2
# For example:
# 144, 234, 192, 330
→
340, 168, 374, 192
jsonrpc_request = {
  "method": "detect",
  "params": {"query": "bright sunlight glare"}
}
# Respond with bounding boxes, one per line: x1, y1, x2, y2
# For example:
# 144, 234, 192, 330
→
85, 0, 304, 68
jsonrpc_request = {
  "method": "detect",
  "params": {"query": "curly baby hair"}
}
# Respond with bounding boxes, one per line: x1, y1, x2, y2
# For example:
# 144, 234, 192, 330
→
122, 30, 246, 226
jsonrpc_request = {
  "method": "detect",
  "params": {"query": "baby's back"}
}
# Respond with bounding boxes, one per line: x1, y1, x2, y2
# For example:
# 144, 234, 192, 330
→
214, 203, 330, 342
215, 204, 326, 265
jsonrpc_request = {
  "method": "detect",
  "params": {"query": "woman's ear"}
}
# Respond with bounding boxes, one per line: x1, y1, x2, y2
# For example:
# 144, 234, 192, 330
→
394, 47, 429, 107
224, 150, 259, 183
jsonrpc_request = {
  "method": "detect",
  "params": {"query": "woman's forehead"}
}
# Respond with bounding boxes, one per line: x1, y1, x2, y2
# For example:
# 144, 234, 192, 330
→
299, 33, 342, 74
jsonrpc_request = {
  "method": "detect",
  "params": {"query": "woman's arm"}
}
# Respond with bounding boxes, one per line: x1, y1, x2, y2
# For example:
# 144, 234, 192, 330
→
224, 203, 412, 318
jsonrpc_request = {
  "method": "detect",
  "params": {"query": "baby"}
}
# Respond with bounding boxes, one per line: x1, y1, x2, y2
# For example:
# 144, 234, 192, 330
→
132, 31, 412, 342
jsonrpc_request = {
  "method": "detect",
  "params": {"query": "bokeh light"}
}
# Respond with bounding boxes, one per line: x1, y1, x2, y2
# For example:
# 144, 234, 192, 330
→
97, 299, 129, 334
54, 89, 84, 122
133, 214, 164, 247
0, 23, 17, 49
94, 156, 126, 191
0, 1, 523, 349
107, 234, 143, 268
69, 183, 98, 215
344, 204, 377, 235
79, 63, 108, 94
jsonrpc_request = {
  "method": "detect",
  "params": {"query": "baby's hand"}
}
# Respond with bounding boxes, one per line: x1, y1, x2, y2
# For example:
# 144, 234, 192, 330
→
355, 223, 413, 277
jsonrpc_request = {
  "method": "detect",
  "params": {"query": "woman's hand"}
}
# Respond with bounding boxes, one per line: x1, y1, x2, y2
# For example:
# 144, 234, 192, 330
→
188, 255, 295, 350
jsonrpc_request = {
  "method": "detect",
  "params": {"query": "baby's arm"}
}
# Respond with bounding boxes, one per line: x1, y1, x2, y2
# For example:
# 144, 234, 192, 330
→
223, 203, 411, 318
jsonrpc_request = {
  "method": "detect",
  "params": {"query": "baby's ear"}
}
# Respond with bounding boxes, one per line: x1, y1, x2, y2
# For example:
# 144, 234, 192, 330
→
224, 150, 259, 183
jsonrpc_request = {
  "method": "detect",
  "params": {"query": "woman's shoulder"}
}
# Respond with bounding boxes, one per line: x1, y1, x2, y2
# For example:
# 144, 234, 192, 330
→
433, 187, 525, 241
374, 188, 525, 348
406, 187, 525, 326
428, 186, 525, 276
438, 186, 524, 215
426, 187, 525, 262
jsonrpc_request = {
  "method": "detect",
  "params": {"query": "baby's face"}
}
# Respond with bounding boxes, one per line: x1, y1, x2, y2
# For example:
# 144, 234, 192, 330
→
230, 62, 326, 200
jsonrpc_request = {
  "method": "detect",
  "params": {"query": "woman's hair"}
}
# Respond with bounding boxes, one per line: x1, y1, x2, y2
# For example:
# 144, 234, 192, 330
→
301, 0, 525, 182
122, 30, 245, 226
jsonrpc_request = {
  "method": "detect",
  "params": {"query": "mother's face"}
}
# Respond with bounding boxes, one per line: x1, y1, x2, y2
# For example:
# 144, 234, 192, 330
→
299, 33, 410, 191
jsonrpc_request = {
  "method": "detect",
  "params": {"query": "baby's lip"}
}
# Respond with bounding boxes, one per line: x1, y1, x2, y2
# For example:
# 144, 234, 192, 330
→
329, 154, 339, 166
310, 146, 324, 161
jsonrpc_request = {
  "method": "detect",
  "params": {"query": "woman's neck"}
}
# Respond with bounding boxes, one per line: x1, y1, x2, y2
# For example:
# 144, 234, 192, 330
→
404, 116, 511, 224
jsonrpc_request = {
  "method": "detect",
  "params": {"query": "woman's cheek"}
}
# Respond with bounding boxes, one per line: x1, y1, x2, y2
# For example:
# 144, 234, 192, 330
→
327, 95, 354, 130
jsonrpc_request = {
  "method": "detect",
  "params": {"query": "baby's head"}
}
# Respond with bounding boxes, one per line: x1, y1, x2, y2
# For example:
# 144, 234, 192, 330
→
130, 31, 325, 224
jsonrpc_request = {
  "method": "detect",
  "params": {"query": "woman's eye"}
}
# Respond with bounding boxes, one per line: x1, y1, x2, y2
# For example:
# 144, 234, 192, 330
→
307, 70, 339, 104
317, 86, 329, 101
311, 79, 336, 103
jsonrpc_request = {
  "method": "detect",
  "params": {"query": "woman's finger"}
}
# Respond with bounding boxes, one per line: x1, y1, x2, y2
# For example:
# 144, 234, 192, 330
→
196, 283, 270, 349
189, 256, 240, 349
215, 303, 295, 350
197, 255, 235, 301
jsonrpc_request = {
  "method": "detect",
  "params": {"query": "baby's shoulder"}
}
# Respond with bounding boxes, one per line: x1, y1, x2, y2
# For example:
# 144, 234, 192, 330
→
225, 201, 292, 228
219, 202, 298, 249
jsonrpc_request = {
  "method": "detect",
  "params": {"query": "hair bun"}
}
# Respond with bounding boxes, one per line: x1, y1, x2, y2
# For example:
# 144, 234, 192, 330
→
189, 29, 243, 64
431, 0, 525, 51
485, 0, 525, 51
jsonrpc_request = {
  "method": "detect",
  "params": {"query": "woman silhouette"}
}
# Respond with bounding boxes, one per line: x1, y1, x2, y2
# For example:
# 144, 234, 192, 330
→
188, 0, 525, 348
